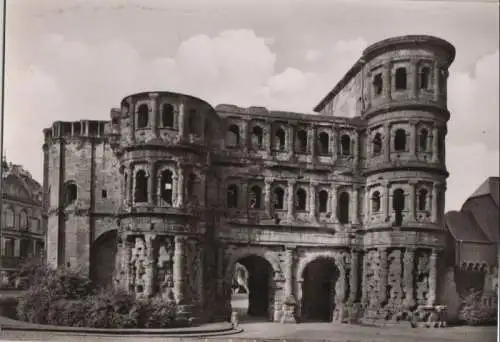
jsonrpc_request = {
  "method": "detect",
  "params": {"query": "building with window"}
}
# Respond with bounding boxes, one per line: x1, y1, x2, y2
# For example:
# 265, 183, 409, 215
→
43, 35, 461, 325
1, 160, 44, 288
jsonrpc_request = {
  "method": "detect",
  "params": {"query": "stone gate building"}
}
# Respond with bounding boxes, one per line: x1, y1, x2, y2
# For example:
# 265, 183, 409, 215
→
43, 35, 458, 324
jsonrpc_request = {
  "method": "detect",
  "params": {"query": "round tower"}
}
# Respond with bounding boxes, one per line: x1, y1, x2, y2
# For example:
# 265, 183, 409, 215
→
110, 91, 221, 321
359, 35, 455, 319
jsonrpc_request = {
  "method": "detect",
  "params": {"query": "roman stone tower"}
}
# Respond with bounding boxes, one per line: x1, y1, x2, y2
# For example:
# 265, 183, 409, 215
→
359, 36, 455, 319
110, 92, 221, 319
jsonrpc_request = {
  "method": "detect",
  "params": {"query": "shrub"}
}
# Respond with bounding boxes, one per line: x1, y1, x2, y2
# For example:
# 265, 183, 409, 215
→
17, 263, 182, 329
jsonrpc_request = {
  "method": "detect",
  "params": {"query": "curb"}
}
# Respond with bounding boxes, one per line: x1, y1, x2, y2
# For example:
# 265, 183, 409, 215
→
0, 320, 243, 336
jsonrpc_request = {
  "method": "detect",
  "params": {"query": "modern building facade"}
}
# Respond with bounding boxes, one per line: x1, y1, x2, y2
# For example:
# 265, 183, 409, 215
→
1, 160, 44, 288
43, 35, 457, 324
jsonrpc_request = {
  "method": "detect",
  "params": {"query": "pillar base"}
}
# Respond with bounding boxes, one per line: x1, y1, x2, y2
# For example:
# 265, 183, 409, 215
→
280, 295, 297, 323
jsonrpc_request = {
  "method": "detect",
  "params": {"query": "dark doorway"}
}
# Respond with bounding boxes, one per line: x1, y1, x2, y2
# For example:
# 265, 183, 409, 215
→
90, 230, 118, 290
301, 258, 338, 322
230, 255, 275, 321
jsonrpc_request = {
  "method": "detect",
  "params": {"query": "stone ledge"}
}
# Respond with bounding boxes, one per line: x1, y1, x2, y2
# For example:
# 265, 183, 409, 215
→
0, 317, 242, 336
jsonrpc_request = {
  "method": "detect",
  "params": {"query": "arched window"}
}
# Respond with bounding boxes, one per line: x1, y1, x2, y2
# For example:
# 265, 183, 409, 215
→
372, 191, 381, 212
19, 211, 28, 230
162, 104, 174, 128
372, 133, 382, 155
418, 188, 428, 211
420, 67, 431, 90
227, 124, 240, 147
64, 182, 78, 206
318, 190, 328, 213
251, 126, 263, 149
337, 191, 350, 224
187, 173, 197, 198
295, 188, 307, 211
4, 207, 14, 228
275, 128, 286, 151
318, 132, 329, 155
296, 130, 308, 153
273, 187, 285, 209
160, 170, 173, 206
395, 67, 407, 90
419, 129, 428, 152
394, 129, 407, 152
373, 73, 383, 96
188, 109, 197, 134
249, 185, 262, 209
340, 134, 351, 157
227, 185, 239, 209
392, 188, 405, 226
134, 170, 148, 203
137, 104, 149, 128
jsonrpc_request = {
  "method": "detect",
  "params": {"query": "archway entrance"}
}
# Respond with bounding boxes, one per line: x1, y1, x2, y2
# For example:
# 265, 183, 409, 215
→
230, 255, 275, 321
90, 230, 117, 290
301, 258, 339, 322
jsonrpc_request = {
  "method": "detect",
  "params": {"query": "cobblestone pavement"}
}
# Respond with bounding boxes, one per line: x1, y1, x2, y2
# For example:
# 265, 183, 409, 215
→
0, 323, 496, 342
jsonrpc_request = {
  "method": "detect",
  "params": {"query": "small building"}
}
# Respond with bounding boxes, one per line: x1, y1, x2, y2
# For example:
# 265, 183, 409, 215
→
0, 159, 45, 289
443, 177, 499, 322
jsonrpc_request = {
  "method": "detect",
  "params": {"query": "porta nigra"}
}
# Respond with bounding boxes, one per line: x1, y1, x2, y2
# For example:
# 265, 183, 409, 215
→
43, 35, 463, 325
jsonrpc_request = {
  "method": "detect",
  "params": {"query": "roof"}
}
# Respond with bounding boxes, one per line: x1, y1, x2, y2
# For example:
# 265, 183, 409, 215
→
445, 210, 490, 243
1, 159, 42, 204
467, 177, 499, 207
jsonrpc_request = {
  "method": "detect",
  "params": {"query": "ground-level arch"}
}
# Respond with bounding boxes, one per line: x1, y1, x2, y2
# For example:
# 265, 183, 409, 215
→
90, 229, 117, 289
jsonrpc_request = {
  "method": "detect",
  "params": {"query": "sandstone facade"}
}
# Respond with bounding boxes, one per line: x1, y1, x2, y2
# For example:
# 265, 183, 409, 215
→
43, 35, 456, 324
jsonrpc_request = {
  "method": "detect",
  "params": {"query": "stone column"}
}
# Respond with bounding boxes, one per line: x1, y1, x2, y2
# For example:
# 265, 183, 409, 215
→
310, 126, 316, 157
122, 233, 132, 291
174, 236, 186, 304
427, 249, 438, 306
433, 63, 441, 102
241, 121, 249, 153
431, 126, 439, 163
178, 102, 186, 141
383, 122, 391, 163
382, 181, 390, 223
403, 247, 415, 308
172, 173, 178, 206
364, 186, 370, 224
281, 246, 297, 323
264, 178, 273, 218
149, 93, 159, 138
176, 165, 185, 208
353, 130, 359, 169
410, 60, 419, 99
350, 186, 359, 225
287, 125, 295, 159
408, 181, 417, 222
309, 181, 317, 221
409, 120, 418, 156
348, 249, 360, 303
144, 233, 155, 297
126, 164, 133, 206
383, 62, 392, 100
331, 126, 337, 161
330, 184, 338, 222
287, 180, 296, 221
378, 248, 388, 306
266, 123, 272, 154
148, 163, 154, 205
431, 182, 439, 223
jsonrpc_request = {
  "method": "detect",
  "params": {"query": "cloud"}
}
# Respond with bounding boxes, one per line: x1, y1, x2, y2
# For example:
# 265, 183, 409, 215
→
4, 29, 498, 213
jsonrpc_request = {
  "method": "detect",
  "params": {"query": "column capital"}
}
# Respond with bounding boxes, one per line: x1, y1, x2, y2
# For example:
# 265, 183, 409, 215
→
408, 119, 419, 126
285, 245, 297, 251
288, 179, 297, 186
309, 181, 319, 187
408, 179, 419, 186
174, 235, 188, 244
265, 177, 274, 185
148, 92, 159, 99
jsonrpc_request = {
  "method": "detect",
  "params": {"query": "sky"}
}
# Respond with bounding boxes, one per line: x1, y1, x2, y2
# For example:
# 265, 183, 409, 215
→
1, 0, 499, 211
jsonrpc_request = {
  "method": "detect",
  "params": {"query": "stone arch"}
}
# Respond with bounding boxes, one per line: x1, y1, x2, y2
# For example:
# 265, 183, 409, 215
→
90, 229, 118, 290
296, 251, 346, 322
157, 166, 176, 206
224, 248, 283, 283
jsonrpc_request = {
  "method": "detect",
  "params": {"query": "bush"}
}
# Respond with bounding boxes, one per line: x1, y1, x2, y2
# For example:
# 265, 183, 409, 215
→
16, 263, 181, 329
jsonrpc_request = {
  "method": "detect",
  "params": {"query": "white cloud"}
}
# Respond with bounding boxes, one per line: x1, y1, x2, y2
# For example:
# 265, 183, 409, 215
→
4, 29, 498, 213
